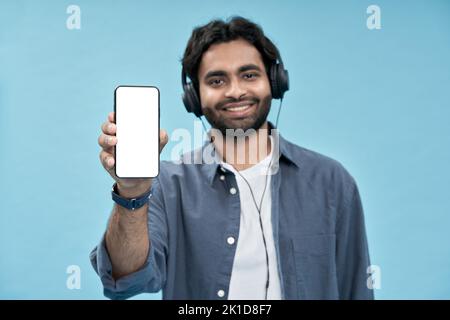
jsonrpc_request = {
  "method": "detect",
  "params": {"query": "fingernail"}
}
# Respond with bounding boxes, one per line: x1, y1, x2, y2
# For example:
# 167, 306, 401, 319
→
109, 124, 113, 131
108, 158, 113, 166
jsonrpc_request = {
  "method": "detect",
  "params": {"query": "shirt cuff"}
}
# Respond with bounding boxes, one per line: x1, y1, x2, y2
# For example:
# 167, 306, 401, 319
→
89, 232, 157, 300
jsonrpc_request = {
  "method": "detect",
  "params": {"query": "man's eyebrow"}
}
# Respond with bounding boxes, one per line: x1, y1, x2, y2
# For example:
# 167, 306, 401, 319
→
238, 64, 263, 73
203, 64, 263, 80
204, 70, 227, 80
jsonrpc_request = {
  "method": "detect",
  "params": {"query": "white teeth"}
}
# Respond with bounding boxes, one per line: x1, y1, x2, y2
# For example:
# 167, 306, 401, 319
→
225, 104, 253, 111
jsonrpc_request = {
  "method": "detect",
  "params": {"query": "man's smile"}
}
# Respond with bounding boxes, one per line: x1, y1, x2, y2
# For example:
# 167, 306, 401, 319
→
220, 101, 257, 118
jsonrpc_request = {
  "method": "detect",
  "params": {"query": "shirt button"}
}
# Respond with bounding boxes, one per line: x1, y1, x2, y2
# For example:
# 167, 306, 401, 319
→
229, 187, 237, 195
217, 289, 225, 298
227, 237, 235, 245
220, 175, 225, 181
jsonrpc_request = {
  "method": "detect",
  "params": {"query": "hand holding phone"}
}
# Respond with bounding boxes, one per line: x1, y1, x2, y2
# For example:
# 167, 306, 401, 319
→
98, 86, 168, 197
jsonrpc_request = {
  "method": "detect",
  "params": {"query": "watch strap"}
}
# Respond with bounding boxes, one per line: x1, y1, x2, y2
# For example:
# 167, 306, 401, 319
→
111, 182, 152, 211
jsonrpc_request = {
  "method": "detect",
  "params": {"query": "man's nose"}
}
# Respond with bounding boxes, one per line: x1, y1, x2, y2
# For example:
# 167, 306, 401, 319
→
225, 78, 247, 99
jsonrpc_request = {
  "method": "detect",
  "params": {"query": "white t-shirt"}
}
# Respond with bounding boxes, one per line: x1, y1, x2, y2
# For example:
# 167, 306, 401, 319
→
219, 144, 282, 300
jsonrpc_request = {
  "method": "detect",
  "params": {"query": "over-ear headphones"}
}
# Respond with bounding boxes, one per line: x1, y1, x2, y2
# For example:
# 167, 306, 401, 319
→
182, 55, 289, 118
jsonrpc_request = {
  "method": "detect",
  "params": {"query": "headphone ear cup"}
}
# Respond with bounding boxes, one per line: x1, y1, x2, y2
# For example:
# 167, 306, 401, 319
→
270, 63, 290, 100
278, 66, 289, 98
182, 86, 192, 113
182, 83, 203, 117
270, 64, 280, 99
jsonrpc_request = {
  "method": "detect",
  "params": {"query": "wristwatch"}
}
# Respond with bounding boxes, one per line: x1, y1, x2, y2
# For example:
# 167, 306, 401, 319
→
111, 182, 152, 211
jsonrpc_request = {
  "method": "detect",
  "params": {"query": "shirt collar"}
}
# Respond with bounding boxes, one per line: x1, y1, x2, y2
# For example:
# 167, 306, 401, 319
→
194, 121, 300, 186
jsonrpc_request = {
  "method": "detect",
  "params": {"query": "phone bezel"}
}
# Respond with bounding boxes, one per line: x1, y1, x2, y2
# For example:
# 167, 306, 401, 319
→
113, 85, 161, 179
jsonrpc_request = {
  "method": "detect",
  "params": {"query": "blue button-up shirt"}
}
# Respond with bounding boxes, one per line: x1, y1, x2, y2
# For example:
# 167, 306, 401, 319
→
90, 123, 374, 300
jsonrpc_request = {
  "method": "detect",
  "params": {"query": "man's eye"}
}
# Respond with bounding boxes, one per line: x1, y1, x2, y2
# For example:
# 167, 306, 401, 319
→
209, 79, 224, 86
243, 73, 258, 79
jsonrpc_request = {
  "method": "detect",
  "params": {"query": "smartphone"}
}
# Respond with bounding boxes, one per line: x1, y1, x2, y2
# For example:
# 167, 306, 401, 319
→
114, 85, 160, 178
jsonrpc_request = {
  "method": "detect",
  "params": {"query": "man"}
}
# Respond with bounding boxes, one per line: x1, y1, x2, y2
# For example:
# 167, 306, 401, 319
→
92, 16, 374, 300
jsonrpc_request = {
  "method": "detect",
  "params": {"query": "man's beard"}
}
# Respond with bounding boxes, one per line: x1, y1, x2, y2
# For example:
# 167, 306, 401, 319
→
203, 94, 272, 136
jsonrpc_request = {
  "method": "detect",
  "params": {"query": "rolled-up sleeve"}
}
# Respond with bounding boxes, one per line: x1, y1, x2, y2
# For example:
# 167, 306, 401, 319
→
90, 176, 168, 300
335, 177, 374, 300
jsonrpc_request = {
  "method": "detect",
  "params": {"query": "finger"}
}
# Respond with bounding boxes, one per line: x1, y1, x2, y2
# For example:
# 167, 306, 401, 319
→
159, 129, 169, 153
108, 112, 115, 123
100, 150, 115, 170
160, 129, 168, 142
103, 144, 115, 156
101, 121, 116, 135
98, 133, 117, 149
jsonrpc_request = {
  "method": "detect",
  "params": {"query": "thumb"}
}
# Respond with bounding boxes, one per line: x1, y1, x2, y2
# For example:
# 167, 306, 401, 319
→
159, 129, 169, 153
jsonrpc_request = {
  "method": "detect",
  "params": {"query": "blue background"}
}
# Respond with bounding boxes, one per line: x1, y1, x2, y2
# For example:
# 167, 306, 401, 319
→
1, 0, 449, 299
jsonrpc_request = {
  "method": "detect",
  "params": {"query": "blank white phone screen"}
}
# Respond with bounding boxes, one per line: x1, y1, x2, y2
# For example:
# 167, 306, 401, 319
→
115, 86, 159, 178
